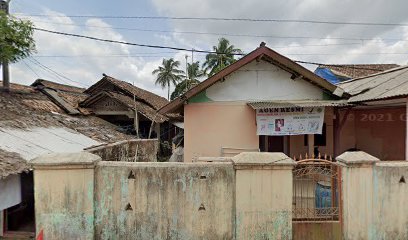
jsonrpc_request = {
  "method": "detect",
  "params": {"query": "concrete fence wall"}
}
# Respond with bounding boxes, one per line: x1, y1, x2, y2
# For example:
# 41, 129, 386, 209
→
31, 151, 295, 240
94, 161, 235, 239
337, 151, 408, 240
86, 139, 158, 162
31, 150, 408, 240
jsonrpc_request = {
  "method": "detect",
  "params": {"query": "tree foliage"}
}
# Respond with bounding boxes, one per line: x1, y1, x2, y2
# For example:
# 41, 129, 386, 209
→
170, 61, 204, 100
186, 61, 205, 81
202, 38, 242, 77
0, 12, 36, 63
152, 58, 184, 100
170, 79, 200, 100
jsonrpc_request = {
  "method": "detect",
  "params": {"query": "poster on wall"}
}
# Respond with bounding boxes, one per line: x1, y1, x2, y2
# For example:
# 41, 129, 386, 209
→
256, 107, 325, 135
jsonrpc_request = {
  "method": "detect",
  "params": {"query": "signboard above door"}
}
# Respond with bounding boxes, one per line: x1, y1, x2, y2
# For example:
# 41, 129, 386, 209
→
256, 107, 324, 136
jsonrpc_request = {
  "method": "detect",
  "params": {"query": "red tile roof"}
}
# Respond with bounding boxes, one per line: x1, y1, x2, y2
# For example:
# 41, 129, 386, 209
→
319, 64, 400, 79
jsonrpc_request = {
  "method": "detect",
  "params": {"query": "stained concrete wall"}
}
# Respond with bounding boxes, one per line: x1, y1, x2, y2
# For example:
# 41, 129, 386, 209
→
86, 139, 158, 162
94, 161, 235, 239
32, 152, 296, 240
372, 162, 408, 239
338, 151, 408, 240
31, 152, 100, 240
233, 153, 295, 240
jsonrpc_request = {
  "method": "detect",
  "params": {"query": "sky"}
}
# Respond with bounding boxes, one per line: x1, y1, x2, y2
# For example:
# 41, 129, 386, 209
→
4, 0, 408, 98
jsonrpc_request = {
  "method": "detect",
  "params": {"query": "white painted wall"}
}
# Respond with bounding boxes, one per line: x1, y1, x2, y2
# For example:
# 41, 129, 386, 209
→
206, 60, 324, 102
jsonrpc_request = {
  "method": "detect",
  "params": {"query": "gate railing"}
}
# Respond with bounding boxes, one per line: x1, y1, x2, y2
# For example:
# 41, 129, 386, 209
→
292, 156, 341, 221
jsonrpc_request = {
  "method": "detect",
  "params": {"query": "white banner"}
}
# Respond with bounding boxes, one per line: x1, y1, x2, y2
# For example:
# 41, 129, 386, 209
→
256, 107, 324, 136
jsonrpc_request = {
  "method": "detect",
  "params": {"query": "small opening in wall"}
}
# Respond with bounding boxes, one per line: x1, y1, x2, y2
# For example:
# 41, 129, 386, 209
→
200, 175, 207, 180
128, 171, 135, 179
399, 176, 406, 183
198, 204, 206, 211
125, 203, 133, 211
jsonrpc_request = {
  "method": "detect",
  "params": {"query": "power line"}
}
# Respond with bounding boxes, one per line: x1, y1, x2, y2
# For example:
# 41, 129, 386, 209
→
33, 27, 231, 54
14, 14, 408, 27
20, 19, 400, 43
27, 57, 75, 86
28, 57, 89, 87
21, 59, 40, 77
27, 20, 408, 42
32, 27, 408, 57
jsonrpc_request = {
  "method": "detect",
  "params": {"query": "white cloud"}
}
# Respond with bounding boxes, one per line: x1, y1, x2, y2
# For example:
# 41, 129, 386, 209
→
151, 0, 408, 67
9, 1, 408, 96
10, 9, 181, 98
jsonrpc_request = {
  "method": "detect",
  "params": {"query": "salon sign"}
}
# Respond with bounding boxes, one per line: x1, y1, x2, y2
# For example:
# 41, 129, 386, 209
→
256, 106, 324, 136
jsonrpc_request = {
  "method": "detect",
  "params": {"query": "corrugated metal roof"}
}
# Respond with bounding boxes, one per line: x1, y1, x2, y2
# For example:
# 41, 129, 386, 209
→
247, 100, 351, 109
0, 127, 100, 161
339, 65, 408, 102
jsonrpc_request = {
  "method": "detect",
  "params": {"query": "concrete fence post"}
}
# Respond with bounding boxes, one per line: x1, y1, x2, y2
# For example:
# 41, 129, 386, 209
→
232, 152, 296, 240
31, 152, 101, 240
336, 151, 379, 240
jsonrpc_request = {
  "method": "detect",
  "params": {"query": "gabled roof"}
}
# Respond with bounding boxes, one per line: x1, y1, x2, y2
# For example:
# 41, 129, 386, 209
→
31, 79, 89, 115
0, 81, 131, 177
81, 91, 168, 123
339, 65, 408, 103
85, 75, 169, 110
32, 79, 86, 93
159, 44, 342, 114
319, 64, 400, 79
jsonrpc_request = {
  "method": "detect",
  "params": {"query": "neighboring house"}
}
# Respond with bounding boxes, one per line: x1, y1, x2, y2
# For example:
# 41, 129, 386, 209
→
160, 44, 348, 162
0, 82, 130, 238
80, 74, 180, 140
160, 46, 408, 162
315, 64, 399, 84
31, 78, 89, 115
337, 65, 408, 160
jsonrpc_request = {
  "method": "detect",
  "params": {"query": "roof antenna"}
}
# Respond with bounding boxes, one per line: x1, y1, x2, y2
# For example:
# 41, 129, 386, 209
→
102, 73, 107, 77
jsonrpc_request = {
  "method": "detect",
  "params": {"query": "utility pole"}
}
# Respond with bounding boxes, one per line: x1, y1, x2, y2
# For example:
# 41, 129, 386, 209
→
0, 0, 10, 92
132, 80, 139, 138
184, 55, 188, 94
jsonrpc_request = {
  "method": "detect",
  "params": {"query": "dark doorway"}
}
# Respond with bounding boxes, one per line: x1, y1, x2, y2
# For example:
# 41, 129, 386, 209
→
268, 136, 285, 152
4, 171, 35, 237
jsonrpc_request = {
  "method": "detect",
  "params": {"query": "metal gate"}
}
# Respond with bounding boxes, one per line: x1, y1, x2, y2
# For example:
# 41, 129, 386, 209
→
293, 157, 341, 221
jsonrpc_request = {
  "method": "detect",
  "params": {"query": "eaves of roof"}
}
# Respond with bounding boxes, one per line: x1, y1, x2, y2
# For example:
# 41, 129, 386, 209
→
159, 44, 343, 114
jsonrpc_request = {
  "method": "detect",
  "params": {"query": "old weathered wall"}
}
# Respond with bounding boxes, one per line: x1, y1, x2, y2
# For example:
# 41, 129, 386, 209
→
339, 151, 408, 240
94, 161, 235, 239
233, 152, 295, 240
32, 152, 100, 240
371, 162, 408, 239
31, 152, 295, 239
87, 139, 158, 162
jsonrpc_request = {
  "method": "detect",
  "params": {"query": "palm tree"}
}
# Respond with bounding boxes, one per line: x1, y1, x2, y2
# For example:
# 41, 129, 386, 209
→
152, 58, 184, 100
187, 61, 206, 81
203, 38, 242, 77
170, 79, 200, 100
170, 61, 204, 100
